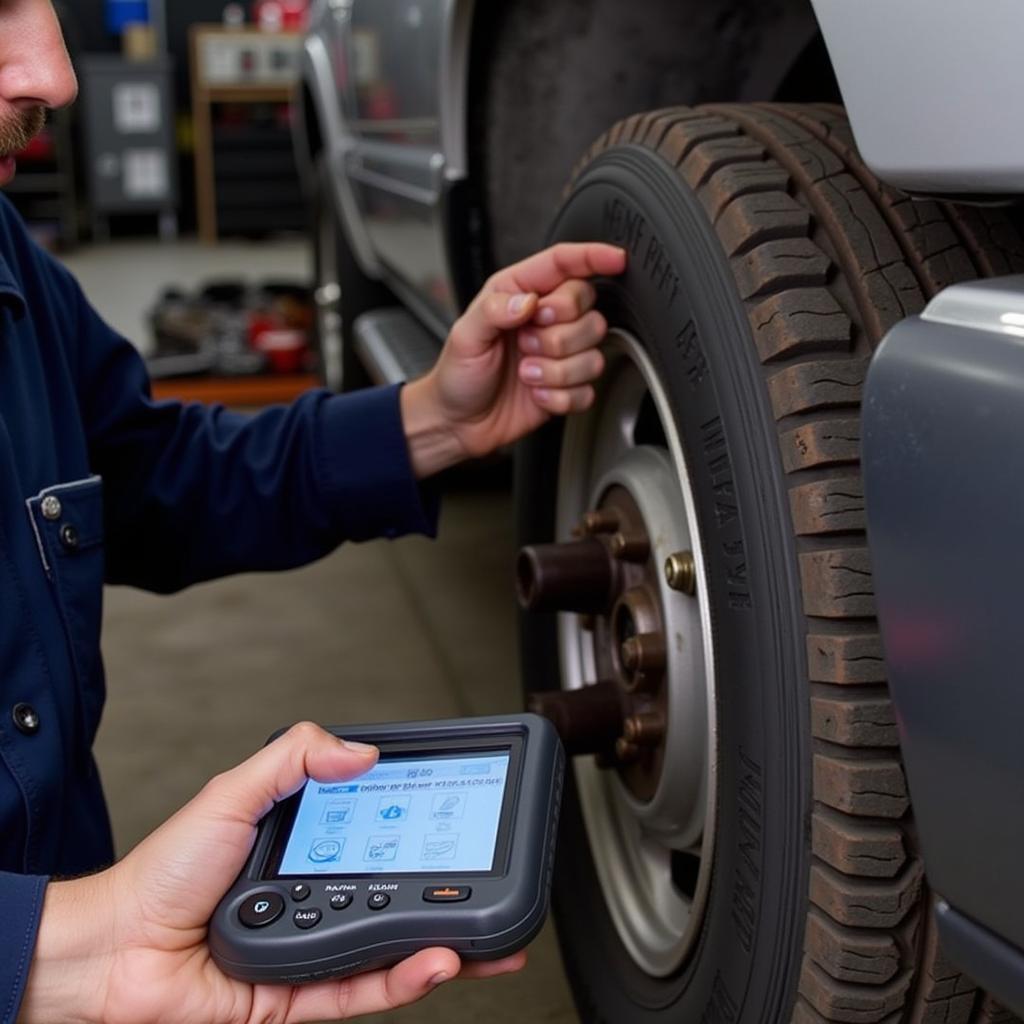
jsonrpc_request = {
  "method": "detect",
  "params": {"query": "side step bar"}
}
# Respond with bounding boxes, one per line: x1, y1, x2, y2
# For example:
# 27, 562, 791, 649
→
352, 308, 442, 386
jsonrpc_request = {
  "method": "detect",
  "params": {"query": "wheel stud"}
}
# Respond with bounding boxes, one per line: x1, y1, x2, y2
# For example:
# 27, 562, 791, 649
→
620, 633, 666, 675
665, 550, 695, 594
610, 532, 650, 562
582, 509, 620, 535
621, 637, 639, 671
622, 712, 665, 746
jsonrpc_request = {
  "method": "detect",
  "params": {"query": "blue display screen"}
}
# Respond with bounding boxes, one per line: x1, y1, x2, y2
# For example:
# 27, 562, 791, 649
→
276, 751, 512, 876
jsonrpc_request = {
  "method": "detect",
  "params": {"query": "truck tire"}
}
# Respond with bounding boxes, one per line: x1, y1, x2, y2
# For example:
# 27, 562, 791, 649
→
311, 156, 392, 391
516, 104, 1024, 1024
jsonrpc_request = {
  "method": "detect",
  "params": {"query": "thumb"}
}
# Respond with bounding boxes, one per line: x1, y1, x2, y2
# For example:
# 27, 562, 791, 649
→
122, 723, 377, 924
200, 722, 378, 827
449, 290, 538, 357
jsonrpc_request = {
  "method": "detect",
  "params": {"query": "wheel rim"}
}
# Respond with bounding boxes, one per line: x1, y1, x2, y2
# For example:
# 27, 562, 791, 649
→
555, 329, 718, 977
314, 211, 344, 392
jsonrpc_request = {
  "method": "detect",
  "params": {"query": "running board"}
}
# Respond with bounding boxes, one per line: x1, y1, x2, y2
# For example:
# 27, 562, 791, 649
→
352, 308, 442, 386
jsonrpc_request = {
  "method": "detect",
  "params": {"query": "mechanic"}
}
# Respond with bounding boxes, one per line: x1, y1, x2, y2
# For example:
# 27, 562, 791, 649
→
0, 3, 626, 1022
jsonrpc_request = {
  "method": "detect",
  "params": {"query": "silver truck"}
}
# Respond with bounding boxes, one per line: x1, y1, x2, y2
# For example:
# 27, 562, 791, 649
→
293, 3, 1024, 1021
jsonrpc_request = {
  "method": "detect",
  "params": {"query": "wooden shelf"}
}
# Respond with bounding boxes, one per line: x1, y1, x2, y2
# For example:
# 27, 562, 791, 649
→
151, 373, 318, 406
204, 85, 294, 103
190, 25, 303, 243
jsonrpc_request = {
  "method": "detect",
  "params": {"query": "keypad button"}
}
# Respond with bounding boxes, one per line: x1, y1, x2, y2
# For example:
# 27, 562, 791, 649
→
239, 892, 285, 929
293, 908, 322, 930
290, 883, 311, 902
12, 703, 40, 736
367, 892, 391, 911
329, 893, 353, 911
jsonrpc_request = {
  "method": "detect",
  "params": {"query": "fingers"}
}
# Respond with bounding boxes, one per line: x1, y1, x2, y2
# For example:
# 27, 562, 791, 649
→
519, 348, 604, 390
493, 242, 626, 296
517, 306, 607, 419
285, 948, 461, 1022
530, 385, 596, 416
200, 722, 378, 827
447, 244, 622, 359
533, 278, 597, 326
281, 949, 527, 1022
449, 289, 539, 357
455, 951, 528, 979
519, 309, 607, 359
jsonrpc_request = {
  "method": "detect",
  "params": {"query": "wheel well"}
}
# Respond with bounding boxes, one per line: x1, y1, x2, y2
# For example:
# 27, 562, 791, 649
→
466, 0, 836, 274
775, 32, 842, 103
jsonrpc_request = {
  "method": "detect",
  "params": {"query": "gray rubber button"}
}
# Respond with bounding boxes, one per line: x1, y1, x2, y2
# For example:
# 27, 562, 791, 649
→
239, 892, 284, 928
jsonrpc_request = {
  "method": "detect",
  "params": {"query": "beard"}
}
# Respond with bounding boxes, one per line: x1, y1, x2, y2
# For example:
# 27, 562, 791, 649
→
0, 106, 46, 159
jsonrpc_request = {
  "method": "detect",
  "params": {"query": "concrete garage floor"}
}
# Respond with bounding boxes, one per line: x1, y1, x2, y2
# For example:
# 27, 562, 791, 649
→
59, 240, 579, 1023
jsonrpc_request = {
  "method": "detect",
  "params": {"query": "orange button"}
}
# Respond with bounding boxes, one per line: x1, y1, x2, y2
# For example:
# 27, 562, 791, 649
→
422, 885, 471, 903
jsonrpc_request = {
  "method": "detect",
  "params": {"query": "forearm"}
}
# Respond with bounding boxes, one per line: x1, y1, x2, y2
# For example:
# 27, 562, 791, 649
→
18, 875, 113, 1024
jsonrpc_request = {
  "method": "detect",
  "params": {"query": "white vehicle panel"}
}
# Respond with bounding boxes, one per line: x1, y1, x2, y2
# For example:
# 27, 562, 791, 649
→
812, 0, 1024, 193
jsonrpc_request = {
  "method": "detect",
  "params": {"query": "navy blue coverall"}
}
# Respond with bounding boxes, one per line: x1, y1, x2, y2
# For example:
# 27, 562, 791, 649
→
0, 195, 437, 1021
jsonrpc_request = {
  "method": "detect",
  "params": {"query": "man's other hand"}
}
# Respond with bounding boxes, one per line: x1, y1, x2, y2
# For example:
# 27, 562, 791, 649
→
400, 242, 627, 477
19, 724, 525, 1024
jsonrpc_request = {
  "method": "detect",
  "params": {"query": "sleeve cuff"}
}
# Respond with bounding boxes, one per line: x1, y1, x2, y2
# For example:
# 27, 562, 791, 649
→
315, 384, 440, 542
0, 873, 47, 1024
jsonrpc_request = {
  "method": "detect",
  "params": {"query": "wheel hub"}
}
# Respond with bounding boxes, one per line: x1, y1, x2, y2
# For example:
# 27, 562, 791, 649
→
518, 329, 717, 976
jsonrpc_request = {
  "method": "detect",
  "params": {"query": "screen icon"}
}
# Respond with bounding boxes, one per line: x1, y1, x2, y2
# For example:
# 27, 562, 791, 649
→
375, 795, 411, 823
422, 834, 460, 861
364, 835, 401, 862
308, 838, 343, 863
430, 793, 466, 820
320, 799, 355, 826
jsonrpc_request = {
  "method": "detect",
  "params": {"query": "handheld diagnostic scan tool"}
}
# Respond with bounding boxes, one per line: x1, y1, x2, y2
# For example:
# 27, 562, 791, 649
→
209, 714, 564, 984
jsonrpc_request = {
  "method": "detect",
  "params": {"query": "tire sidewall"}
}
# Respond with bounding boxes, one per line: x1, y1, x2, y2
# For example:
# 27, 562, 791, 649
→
519, 144, 811, 1021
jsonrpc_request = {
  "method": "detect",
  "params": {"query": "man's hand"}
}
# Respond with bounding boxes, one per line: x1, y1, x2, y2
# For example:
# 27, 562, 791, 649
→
19, 724, 524, 1024
400, 242, 626, 477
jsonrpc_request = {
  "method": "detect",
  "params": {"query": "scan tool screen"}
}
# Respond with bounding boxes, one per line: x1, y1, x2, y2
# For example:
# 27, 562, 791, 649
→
275, 750, 512, 876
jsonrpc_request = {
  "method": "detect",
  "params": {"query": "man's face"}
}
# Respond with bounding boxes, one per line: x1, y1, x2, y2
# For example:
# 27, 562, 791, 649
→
0, 0, 78, 186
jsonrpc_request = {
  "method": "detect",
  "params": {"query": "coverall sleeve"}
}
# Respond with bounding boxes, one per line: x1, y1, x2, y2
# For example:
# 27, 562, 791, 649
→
62, 269, 439, 593
0, 872, 46, 1024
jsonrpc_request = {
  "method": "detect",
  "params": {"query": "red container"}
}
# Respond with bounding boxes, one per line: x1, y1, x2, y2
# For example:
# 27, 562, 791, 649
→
251, 0, 308, 30
252, 328, 307, 374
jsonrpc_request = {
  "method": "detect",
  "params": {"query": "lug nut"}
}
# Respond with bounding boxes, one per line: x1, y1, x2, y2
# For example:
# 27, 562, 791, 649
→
622, 712, 665, 746
615, 737, 640, 763
527, 682, 624, 756
610, 532, 650, 562
582, 509, 620, 535
665, 550, 696, 594
517, 538, 617, 614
